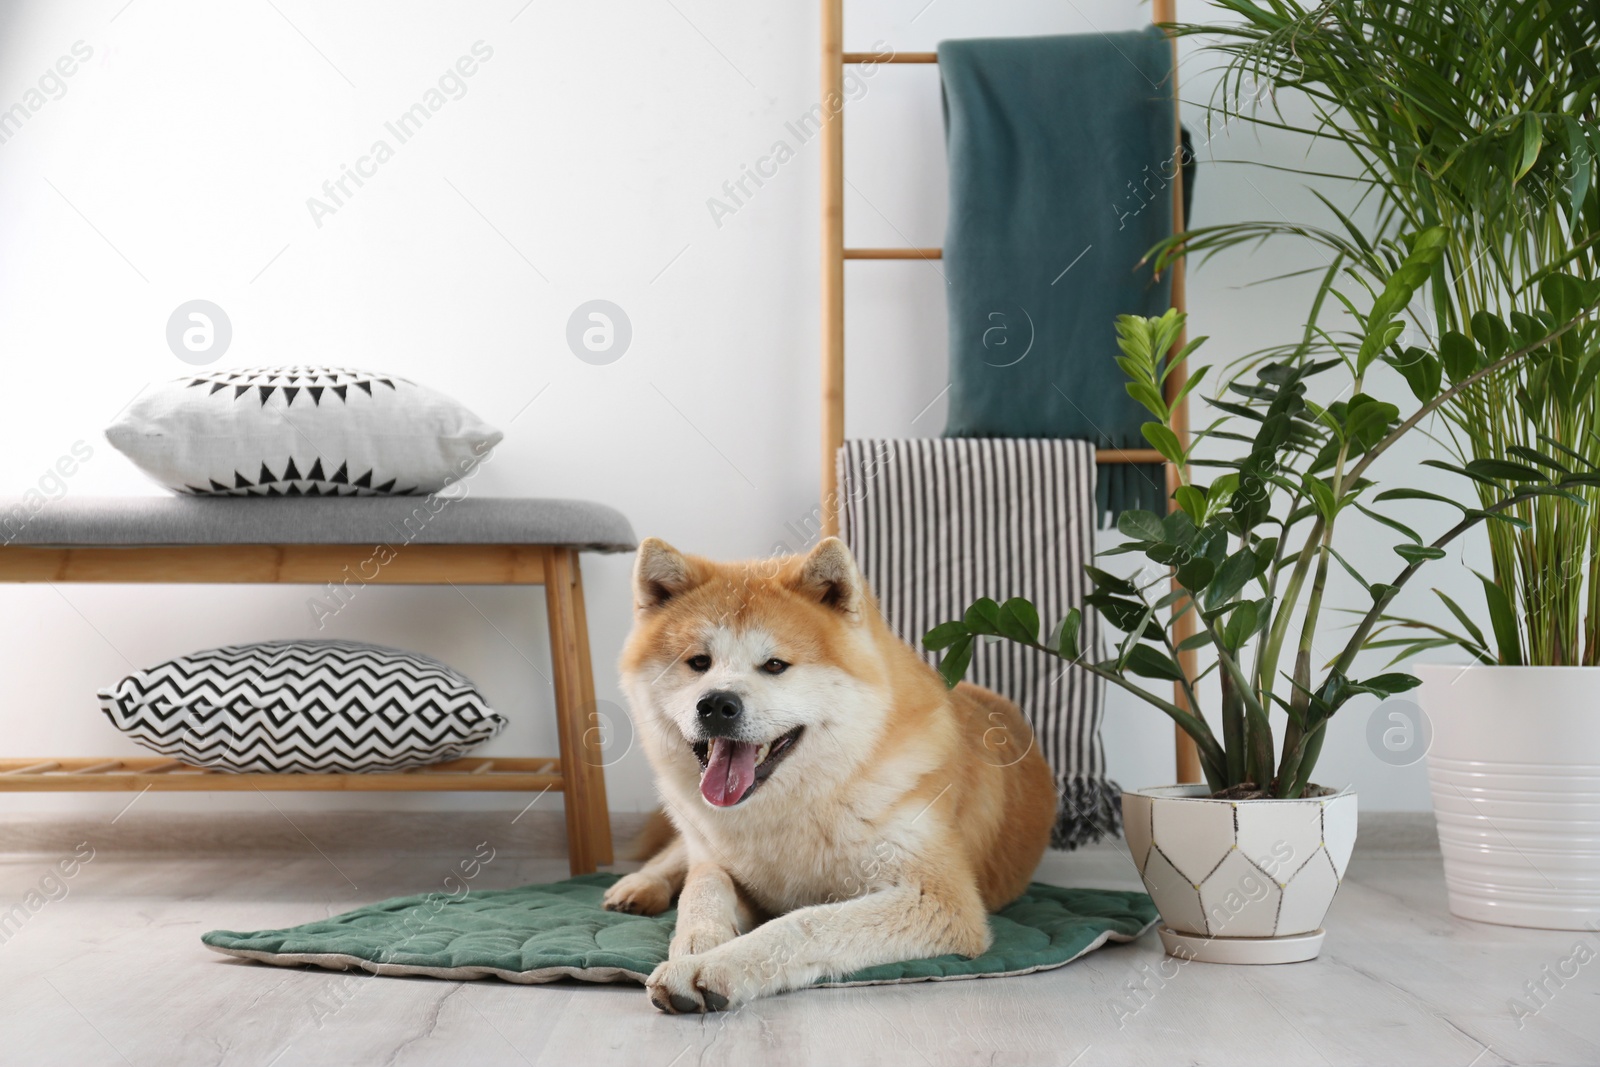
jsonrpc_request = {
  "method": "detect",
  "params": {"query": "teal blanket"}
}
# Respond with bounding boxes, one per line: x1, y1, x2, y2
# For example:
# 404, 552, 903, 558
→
203, 874, 1157, 988
940, 28, 1179, 521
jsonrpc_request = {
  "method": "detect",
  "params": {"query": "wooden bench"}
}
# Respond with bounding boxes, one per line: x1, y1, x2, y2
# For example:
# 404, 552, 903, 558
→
0, 496, 635, 874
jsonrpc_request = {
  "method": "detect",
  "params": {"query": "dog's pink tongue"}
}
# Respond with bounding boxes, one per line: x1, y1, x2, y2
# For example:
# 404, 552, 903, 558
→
700, 738, 758, 807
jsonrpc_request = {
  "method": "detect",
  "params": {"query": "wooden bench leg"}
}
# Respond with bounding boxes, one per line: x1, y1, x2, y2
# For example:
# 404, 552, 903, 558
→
569, 555, 614, 865
545, 547, 612, 875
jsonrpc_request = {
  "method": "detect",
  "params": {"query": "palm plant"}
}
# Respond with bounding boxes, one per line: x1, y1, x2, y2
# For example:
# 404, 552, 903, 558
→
1162, 0, 1600, 665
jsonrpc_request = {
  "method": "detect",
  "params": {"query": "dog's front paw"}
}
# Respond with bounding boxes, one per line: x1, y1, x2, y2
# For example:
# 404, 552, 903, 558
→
668, 920, 738, 959
646, 954, 754, 1014
603, 872, 674, 916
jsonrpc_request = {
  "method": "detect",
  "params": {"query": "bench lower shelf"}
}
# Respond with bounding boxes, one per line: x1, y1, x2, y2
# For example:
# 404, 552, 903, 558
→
0, 756, 562, 792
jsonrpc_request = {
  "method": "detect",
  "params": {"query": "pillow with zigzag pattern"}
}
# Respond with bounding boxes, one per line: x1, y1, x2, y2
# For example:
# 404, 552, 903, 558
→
97, 640, 507, 774
105, 366, 502, 497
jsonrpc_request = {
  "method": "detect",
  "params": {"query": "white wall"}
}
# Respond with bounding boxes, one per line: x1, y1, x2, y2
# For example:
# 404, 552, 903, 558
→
0, 0, 1481, 820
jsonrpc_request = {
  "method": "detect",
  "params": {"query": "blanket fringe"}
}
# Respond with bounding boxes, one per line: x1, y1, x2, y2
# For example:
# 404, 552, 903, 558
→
1052, 776, 1123, 851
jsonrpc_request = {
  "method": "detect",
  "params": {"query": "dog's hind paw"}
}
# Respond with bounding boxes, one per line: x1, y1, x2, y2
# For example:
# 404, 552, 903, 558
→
603, 872, 674, 916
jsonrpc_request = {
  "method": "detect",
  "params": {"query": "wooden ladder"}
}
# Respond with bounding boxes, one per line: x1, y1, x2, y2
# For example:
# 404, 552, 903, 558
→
816, 0, 1202, 783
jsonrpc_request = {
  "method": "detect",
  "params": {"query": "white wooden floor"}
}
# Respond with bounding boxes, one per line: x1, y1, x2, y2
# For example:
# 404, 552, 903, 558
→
0, 820, 1595, 1066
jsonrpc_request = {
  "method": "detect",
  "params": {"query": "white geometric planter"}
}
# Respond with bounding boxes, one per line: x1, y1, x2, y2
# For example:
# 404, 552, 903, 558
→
1122, 785, 1358, 964
1417, 664, 1600, 930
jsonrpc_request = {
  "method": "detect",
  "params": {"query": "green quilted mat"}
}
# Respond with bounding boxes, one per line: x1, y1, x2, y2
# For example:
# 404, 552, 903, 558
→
202, 874, 1157, 988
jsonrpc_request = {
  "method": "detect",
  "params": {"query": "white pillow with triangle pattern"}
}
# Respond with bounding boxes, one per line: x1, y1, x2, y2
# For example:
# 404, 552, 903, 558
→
105, 366, 503, 496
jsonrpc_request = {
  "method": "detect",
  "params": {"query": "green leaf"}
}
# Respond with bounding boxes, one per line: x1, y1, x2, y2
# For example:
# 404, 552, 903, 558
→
1464, 459, 1549, 483
1563, 118, 1592, 233
1470, 311, 1511, 361
1505, 445, 1571, 476
1373, 487, 1468, 510
1368, 637, 1463, 669
996, 598, 1041, 645
1147, 540, 1184, 565
1354, 672, 1423, 696
1388, 346, 1442, 403
1479, 573, 1522, 666
938, 635, 974, 689
1175, 555, 1216, 593
1174, 485, 1208, 522
1327, 546, 1372, 592
1353, 501, 1420, 544
1206, 473, 1239, 515
1222, 600, 1260, 649
1084, 566, 1136, 596
1474, 511, 1531, 531
1124, 644, 1186, 681
1176, 631, 1213, 652
1433, 588, 1490, 652
1142, 423, 1185, 466
1564, 118, 1592, 233
1117, 603, 1156, 649
1163, 509, 1198, 547
1085, 593, 1149, 633
1058, 608, 1083, 659
1394, 544, 1447, 564
922, 621, 970, 650
1117, 509, 1165, 543
1344, 395, 1399, 450
964, 598, 1001, 635
1513, 113, 1543, 182
1206, 549, 1259, 608
1440, 331, 1480, 384
1421, 459, 1491, 486
1125, 380, 1168, 421
1168, 363, 1211, 412
1357, 227, 1448, 373
1303, 474, 1340, 521
1540, 273, 1585, 325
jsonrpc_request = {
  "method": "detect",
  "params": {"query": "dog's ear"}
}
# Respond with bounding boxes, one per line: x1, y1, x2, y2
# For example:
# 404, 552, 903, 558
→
793, 537, 865, 615
634, 537, 698, 612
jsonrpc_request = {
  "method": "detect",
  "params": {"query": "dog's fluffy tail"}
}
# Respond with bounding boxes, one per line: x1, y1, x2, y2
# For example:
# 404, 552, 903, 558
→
627, 808, 678, 862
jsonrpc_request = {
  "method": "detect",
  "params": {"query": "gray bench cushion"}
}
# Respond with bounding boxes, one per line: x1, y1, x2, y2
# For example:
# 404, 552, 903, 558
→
0, 497, 635, 553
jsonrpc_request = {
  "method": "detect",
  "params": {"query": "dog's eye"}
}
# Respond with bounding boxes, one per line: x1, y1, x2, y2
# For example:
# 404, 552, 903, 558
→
761, 658, 789, 675
686, 654, 711, 673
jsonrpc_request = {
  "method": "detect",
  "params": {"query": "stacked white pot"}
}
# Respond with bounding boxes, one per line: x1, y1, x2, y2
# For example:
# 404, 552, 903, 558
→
1418, 665, 1600, 930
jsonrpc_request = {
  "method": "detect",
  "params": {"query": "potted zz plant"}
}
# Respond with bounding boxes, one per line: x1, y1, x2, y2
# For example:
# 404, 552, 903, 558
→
925, 231, 1599, 963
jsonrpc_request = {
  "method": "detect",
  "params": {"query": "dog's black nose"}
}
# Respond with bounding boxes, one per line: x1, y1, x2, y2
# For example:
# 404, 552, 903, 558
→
696, 690, 743, 734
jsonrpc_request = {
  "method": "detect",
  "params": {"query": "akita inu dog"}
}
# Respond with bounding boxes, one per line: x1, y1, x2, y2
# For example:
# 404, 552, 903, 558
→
602, 536, 1056, 1013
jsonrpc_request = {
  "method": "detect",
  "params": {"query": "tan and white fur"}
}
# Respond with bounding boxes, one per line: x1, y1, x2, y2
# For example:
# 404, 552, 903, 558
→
603, 537, 1057, 1013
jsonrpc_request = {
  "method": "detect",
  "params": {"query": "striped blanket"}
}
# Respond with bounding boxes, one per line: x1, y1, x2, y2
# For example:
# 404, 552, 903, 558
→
837, 439, 1120, 848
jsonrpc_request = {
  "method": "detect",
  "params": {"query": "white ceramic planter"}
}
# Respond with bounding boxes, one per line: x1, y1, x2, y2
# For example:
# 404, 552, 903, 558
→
1417, 665, 1600, 930
1122, 785, 1358, 964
